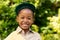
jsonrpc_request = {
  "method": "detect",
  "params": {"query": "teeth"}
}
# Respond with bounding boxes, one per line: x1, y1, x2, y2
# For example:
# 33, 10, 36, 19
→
23, 24, 27, 25
23, 24, 28, 26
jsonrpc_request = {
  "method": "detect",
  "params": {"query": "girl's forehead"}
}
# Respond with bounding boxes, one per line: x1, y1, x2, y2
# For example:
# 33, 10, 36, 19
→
19, 9, 33, 13
18, 9, 33, 15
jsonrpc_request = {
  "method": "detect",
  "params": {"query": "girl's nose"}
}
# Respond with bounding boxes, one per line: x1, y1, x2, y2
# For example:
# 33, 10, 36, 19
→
24, 18, 28, 22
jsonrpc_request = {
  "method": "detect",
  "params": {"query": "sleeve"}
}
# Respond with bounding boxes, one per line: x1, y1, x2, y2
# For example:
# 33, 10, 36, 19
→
34, 32, 42, 40
38, 34, 42, 40
4, 31, 16, 40
37, 33, 42, 40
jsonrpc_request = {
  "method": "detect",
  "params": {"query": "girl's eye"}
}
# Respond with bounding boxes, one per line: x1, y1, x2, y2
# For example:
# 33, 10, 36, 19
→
28, 17, 31, 20
20, 17, 24, 19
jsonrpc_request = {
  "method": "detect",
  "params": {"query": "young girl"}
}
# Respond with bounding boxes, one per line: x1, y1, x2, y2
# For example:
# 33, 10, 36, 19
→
5, 2, 42, 40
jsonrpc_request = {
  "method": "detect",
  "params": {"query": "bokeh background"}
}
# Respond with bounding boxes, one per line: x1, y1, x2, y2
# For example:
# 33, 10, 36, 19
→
0, 0, 60, 40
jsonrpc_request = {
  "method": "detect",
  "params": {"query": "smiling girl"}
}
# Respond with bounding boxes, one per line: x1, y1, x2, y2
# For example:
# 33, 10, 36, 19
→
4, 2, 42, 40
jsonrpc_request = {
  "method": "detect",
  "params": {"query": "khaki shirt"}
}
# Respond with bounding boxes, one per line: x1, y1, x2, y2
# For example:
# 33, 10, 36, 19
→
4, 27, 41, 40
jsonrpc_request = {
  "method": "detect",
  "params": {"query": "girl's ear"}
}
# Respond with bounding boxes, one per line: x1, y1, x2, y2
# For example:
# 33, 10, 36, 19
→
32, 18, 35, 24
16, 16, 19, 23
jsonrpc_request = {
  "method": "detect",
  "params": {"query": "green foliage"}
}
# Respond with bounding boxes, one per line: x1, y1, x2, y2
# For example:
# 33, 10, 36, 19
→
0, 0, 18, 40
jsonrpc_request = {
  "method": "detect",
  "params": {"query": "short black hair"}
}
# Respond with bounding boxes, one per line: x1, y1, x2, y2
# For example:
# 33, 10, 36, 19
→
15, 2, 35, 15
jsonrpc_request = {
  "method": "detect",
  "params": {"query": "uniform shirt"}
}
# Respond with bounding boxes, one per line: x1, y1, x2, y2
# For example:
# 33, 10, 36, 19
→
4, 26, 42, 40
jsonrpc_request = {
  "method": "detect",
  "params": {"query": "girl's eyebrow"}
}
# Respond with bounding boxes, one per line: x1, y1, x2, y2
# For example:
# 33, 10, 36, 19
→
28, 16, 31, 17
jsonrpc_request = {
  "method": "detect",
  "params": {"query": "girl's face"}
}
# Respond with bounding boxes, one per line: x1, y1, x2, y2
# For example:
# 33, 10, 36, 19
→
16, 9, 34, 30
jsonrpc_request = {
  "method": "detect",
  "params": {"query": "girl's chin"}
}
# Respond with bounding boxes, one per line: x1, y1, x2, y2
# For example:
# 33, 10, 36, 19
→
22, 28, 29, 30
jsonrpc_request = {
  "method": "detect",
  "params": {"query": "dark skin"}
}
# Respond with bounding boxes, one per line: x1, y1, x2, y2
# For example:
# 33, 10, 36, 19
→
16, 9, 34, 34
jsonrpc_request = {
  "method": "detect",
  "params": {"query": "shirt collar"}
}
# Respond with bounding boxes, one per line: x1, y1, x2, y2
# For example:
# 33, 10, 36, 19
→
16, 26, 33, 33
16, 26, 22, 33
